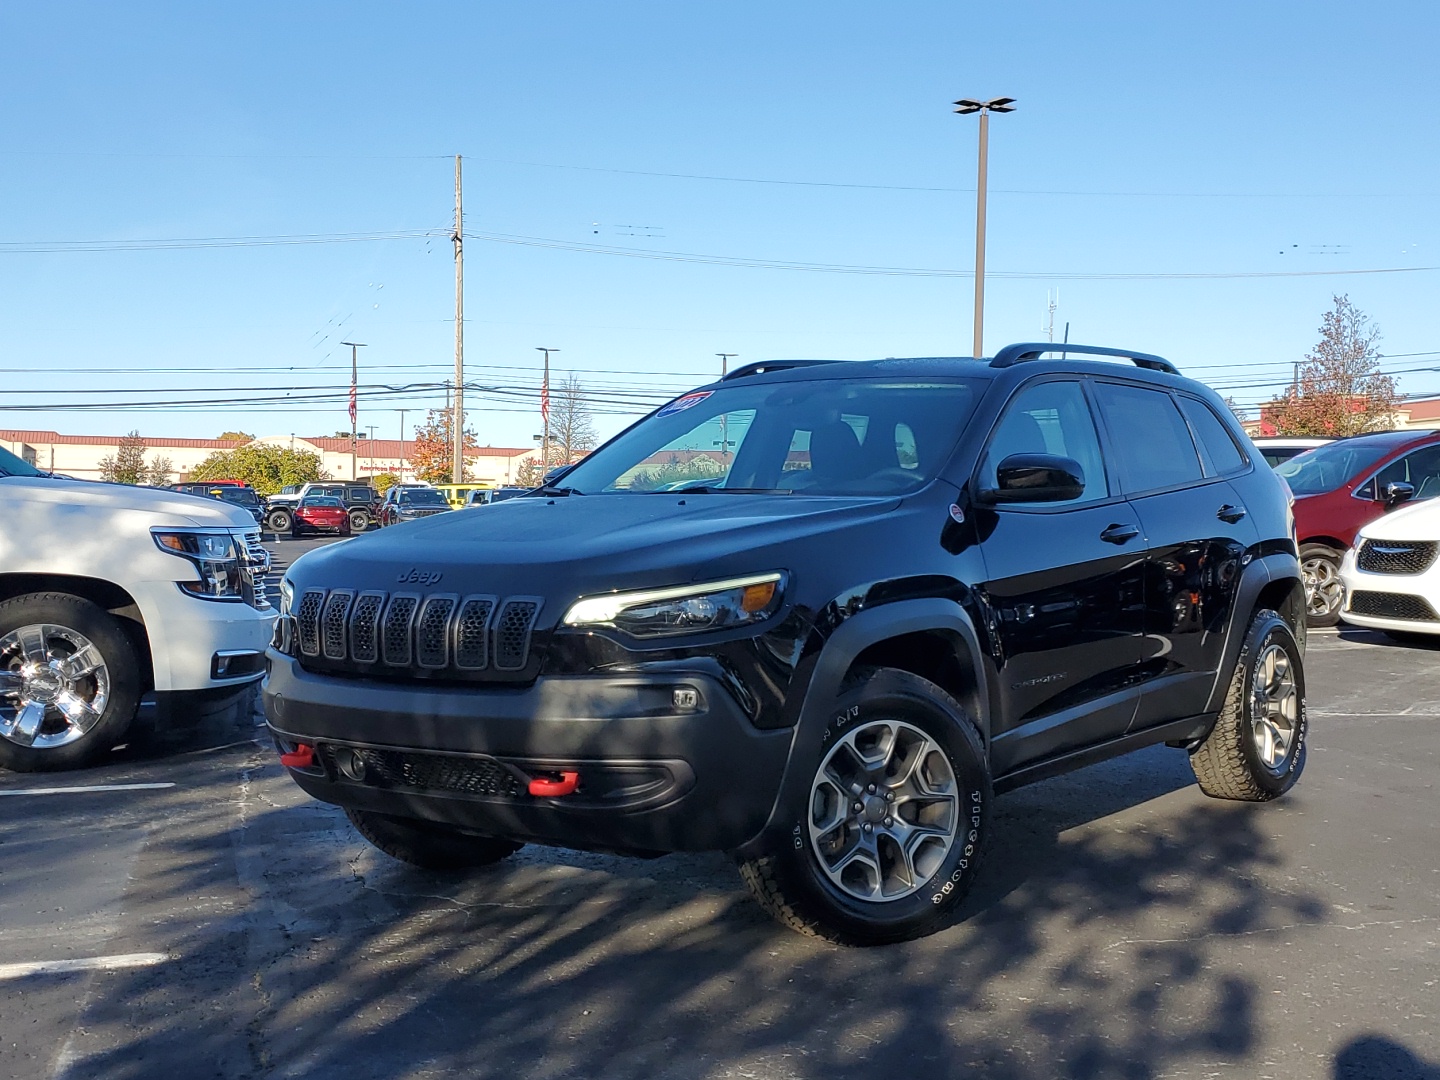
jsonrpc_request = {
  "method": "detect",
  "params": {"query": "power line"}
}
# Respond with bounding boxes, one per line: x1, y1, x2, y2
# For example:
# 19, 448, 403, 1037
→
0, 229, 444, 253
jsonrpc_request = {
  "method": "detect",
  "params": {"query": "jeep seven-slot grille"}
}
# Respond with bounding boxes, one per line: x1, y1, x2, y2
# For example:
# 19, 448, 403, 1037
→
1356, 539, 1438, 575
295, 587, 542, 679
1348, 591, 1440, 622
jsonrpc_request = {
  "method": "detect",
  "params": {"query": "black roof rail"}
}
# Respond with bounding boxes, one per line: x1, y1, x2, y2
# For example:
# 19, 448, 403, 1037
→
722, 359, 842, 381
989, 342, 1179, 376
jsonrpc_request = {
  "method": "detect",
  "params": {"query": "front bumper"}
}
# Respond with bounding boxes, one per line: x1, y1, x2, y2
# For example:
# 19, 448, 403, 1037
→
131, 581, 276, 692
1339, 548, 1440, 634
262, 655, 794, 855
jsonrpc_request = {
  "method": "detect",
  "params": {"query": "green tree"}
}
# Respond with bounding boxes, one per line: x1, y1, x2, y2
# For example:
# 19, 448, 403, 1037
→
145, 456, 175, 486
217, 431, 255, 441
98, 431, 151, 485
371, 471, 400, 495
189, 444, 327, 495
1267, 295, 1399, 437
409, 409, 479, 483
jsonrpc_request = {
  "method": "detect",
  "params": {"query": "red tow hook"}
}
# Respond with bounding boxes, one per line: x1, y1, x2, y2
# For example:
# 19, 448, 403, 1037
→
279, 743, 316, 769
528, 770, 580, 797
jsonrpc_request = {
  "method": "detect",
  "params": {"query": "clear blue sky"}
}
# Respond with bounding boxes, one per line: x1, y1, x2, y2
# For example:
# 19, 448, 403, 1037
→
3, 1, 1438, 448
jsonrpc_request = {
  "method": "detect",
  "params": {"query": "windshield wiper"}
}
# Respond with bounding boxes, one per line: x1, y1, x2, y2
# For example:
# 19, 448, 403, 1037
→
533, 484, 586, 497
648, 485, 792, 495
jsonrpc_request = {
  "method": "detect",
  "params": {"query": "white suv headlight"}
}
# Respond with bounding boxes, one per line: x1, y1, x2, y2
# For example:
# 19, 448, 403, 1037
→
153, 529, 246, 601
562, 572, 785, 638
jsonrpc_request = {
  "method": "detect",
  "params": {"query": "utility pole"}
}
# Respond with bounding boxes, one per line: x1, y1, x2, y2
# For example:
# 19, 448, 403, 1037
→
452, 154, 465, 484
1044, 290, 1058, 342
536, 347, 559, 475
716, 353, 737, 462
954, 97, 1015, 358
365, 424, 377, 475
341, 341, 366, 480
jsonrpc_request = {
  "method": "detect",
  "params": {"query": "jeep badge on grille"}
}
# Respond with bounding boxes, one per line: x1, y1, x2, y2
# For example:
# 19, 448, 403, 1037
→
397, 568, 444, 586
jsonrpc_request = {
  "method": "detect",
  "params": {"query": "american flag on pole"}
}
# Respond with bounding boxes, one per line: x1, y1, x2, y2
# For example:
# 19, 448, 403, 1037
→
540, 373, 550, 427
348, 379, 357, 429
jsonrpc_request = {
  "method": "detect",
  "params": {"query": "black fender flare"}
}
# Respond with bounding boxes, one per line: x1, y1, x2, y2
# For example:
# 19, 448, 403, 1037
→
733, 597, 991, 858
1202, 552, 1305, 715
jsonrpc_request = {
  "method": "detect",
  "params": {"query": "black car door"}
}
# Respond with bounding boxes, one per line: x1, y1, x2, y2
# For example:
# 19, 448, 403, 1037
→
1090, 382, 1259, 729
974, 377, 1148, 775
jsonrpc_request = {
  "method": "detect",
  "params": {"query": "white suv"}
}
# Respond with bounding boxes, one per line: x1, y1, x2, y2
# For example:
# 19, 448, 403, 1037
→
1340, 496, 1440, 641
0, 446, 276, 771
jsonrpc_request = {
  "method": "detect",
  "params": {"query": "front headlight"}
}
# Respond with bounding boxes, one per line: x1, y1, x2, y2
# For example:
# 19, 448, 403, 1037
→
153, 529, 245, 601
562, 572, 785, 638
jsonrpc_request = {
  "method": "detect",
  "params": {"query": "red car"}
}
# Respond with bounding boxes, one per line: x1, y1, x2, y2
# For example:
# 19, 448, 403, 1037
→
289, 495, 353, 539
1275, 430, 1440, 626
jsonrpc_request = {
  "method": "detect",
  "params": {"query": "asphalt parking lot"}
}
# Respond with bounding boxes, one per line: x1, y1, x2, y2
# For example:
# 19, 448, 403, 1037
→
2, 536, 1437, 1080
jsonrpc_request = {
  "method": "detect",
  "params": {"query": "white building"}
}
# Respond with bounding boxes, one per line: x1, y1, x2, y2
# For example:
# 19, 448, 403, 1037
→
0, 429, 539, 485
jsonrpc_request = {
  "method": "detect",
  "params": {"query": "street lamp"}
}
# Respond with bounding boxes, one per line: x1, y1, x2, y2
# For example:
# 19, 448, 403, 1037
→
953, 96, 1015, 359
341, 341, 367, 480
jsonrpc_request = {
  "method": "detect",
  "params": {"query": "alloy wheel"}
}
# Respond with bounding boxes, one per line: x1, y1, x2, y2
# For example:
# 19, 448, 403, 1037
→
1250, 642, 1299, 771
0, 623, 111, 749
1301, 555, 1342, 618
807, 719, 959, 902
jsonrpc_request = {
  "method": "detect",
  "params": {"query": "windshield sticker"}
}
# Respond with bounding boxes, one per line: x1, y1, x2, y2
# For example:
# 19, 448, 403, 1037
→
657, 391, 713, 417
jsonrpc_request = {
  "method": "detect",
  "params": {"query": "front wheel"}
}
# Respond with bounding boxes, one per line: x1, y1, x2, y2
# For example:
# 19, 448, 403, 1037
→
266, 508, 294, 535
0, 594, 144, 772
736, 667, 990, 945
345, 808, 524, 870
1300, 543, 1344, 627
348, 508, 370, 532
1189, 608, 1306, 801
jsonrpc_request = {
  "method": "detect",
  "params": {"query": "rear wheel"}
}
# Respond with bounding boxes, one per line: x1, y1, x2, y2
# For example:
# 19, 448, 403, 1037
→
266, 507, 293, 535
0, 594, 143, 772
1189, 608, 1306, 801
345, 808, 524, 870
1300, 543, 1344, 627
736, 667, 990, 945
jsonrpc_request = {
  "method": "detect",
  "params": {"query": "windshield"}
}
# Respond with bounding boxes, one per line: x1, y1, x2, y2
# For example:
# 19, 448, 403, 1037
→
0, 446, 45, 478
559, 377, 985, 495
302, 497, 343, 508
1275, 440, 1397, 496
400, 489, 450, 507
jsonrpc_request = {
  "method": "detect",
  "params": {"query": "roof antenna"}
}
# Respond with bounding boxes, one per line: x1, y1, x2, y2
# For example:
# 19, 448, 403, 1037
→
1061, 322, 1070, 363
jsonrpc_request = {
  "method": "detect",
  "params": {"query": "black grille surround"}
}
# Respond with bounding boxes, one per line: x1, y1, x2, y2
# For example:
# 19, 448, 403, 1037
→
1348, 590, 1440, 622
1356, 539, 1439, 576
294, 587, 545, 682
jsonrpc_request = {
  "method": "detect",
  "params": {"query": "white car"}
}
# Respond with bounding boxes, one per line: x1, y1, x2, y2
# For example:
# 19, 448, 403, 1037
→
1339, 496, 1440, 640
0, 446, 276, 770
1251, 437, 1333, 469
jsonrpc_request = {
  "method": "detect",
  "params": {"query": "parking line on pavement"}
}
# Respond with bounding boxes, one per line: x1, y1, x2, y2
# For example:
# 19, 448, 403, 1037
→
0, 953, 168, 980
0, 783, 176, 797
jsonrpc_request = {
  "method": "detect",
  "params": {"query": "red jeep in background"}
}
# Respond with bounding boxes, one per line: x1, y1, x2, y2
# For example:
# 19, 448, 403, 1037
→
1275, 430, 1440, 626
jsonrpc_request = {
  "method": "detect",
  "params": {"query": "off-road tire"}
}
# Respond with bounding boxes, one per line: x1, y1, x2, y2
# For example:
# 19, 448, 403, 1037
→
1189, 608, 1306, 801
0, 593, 144, 772
348, 508, 370, 532
345, 807, 524, 870
1300, 543, 1343, 628
736, 666, 990, 946
265, 508, 294, 535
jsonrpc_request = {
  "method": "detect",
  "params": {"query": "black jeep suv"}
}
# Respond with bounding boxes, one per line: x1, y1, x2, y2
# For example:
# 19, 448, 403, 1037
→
265, 344, 1308, 945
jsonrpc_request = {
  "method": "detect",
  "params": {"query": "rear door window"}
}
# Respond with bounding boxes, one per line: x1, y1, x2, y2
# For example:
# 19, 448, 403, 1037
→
1093, 383, 1205, 493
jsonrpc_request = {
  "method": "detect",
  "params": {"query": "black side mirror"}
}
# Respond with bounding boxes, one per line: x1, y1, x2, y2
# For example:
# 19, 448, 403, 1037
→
1384, 481, 1416, 507
982, 453, 1086, 504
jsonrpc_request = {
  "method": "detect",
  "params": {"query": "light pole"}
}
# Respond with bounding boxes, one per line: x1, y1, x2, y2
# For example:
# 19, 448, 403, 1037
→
536, 347, 559, 474
341, 341, 367, 479
716, 353, 737, 463
953, 96, 1015, 359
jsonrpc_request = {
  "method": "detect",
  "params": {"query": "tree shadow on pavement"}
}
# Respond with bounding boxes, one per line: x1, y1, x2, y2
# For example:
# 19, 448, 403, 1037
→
42, 741, 1339, 1080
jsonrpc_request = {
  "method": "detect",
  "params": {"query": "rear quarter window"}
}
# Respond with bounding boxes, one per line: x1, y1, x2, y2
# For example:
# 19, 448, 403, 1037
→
1178, 396, 1246, 475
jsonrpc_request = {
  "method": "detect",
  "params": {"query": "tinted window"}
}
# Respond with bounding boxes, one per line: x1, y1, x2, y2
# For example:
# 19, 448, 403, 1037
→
1094, 383, 1204, 493
399, 489, 450, 507
1178, 397, 1246, 475
1275, 440, 1397, 496
302, 497, 343, 508
1370, 445, 1440, 501
980, 380, 1107, 505
0, 446, 43, 477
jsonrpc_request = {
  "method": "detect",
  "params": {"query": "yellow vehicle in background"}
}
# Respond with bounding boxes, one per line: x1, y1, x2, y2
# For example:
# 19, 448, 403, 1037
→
431, 483, 495, 509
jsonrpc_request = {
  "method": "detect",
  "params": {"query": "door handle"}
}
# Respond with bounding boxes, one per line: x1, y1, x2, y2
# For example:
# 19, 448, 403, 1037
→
1217, 504, 1247, 524
1100, 523, 1141, 544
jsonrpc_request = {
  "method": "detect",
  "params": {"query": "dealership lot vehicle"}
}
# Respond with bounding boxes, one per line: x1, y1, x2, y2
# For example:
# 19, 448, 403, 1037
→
0, 446, 274, 771
171, 481, 266, 527
377, 484, 452, 525
287, 496, 353, 540
1276, 430, 1440, 626
1340, 494, 1440, 639
265, 483, 379, 535
465, 486, 529, 506
1250, 436, 1332, 468
266, 343, 1307, 944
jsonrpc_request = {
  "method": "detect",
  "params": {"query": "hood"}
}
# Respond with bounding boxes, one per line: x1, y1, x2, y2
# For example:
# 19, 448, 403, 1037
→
1355, 496, 1440, 542
286, 492, 902, 598
0, 475, 255, 528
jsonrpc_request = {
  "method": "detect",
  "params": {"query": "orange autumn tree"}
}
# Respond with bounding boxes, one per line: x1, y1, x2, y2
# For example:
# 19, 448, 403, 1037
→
1267, 295, 1399, 437
408, 408, 479, 483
